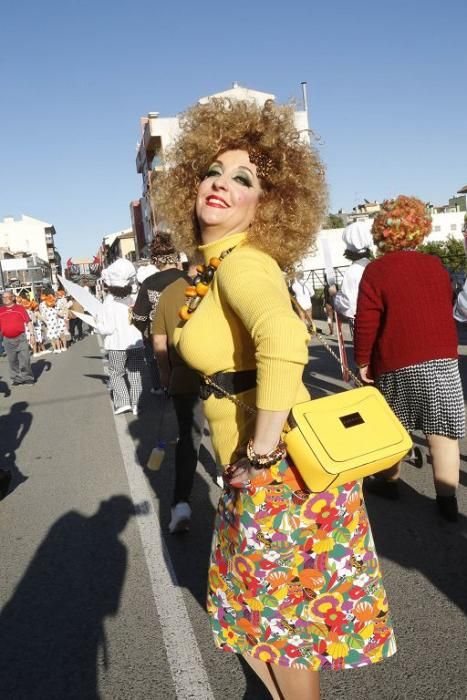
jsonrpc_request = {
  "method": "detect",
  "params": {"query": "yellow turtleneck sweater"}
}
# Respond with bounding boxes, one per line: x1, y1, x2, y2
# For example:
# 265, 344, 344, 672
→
176, 232, 310, 466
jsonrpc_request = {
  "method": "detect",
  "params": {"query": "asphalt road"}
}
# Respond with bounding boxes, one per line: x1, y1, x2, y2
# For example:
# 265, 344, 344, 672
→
0, 325, 466, 700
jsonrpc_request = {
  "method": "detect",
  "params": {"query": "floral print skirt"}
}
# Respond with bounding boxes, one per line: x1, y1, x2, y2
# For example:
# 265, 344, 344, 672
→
207, 458, 396, 671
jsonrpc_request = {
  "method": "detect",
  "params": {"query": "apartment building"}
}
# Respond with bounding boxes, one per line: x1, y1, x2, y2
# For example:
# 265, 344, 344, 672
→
0, 215, 61, 287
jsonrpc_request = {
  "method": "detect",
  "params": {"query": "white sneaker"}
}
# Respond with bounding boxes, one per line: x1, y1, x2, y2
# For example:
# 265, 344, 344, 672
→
132, 406, 138, 416
114, 405, 132, 415
53, 349, 61, 354
169, 502, 191, 534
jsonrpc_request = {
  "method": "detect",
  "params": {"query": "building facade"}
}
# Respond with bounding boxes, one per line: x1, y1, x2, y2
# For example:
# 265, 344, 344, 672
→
0, 253, 54, 297
99, 228, 136, 267
0, 215, 61, 287
130, 200, 145, 258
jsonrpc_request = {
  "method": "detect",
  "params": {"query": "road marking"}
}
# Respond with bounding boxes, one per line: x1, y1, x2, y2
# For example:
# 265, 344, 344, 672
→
102, 345, 215, 700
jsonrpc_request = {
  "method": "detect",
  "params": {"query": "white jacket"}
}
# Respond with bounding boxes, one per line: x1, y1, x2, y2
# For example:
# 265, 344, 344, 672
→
96, 294, 143, 350
291, 280, 313, 310
454, 280, 467, 322
334, 258, 370, 319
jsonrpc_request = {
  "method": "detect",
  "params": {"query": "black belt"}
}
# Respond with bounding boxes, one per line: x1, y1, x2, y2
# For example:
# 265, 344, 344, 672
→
200, 370, 257, 400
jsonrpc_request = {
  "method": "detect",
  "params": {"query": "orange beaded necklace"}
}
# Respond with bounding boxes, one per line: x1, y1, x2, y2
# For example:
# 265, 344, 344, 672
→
178, 247, 234, 321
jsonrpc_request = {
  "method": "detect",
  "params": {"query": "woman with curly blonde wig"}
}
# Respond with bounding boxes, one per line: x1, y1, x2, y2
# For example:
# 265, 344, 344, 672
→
154, 98, 396, 699
153, 98, 326, 269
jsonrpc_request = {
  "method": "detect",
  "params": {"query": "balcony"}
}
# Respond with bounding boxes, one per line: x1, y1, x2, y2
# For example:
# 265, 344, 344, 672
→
136, 115, 179, 174
137, 121, 162, 174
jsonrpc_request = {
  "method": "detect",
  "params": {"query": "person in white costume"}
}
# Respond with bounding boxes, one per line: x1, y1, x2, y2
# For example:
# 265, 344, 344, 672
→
332, 221, 373, 337
96, 259, 145, 416
290, 271, 314, 328
136, 263, 159, 285
453, 279, 467, 322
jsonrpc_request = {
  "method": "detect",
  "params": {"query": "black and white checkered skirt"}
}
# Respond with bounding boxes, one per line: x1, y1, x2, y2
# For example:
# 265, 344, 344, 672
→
376, 359, 465, 438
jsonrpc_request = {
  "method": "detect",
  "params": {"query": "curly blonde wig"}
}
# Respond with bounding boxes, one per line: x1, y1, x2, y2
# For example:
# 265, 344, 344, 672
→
372, 195, 432, 253
151, 98, 328, 270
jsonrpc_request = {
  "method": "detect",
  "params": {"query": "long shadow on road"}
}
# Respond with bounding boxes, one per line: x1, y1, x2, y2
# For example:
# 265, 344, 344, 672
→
0, 373, 11, 397
31, 358, 52, 381
0, 496, 135, 700
365, 482, 467, 616
0, 401, 32, 496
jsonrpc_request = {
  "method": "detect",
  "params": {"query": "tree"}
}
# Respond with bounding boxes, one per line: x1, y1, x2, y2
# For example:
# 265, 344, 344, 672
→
418, 236, 466, 272
326, 214, 345, 229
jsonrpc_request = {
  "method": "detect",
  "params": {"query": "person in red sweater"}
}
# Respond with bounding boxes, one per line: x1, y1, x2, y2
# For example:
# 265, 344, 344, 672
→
354, 196, 464, 522
0, 291, 35, 386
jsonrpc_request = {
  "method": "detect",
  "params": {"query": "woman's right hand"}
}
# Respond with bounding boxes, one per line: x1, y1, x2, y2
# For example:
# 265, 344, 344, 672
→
359, 365, 374, 384
224, 456, 252, 487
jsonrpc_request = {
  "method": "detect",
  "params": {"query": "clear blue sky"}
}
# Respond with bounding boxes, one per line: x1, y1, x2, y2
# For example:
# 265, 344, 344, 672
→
1, 0, 466, 261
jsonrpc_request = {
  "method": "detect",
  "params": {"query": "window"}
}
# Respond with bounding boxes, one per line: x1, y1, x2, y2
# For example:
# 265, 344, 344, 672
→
450, 224, 457, 231
434, 226, 441, 232
150, 152, 162, 170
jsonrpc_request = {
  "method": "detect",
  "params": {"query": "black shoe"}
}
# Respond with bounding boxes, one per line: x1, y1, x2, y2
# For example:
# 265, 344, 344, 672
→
23, 379, 35, 385
11, 381, 23, 386
436, 495, 458, 523
0, 470, 12, 500
364, 476, 400, 500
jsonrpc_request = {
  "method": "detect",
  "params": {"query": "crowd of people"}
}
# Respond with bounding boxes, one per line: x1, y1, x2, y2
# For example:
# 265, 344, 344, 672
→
0, 289, 88, 387
1, 98, 465, 700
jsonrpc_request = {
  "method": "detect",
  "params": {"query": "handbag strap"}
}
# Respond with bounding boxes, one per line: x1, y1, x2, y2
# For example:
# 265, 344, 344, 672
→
289, 293, 363, 387
201, 374, 258, 416
310, 324, 363, 387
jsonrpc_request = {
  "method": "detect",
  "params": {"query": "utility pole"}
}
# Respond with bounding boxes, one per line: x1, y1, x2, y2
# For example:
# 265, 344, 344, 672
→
301, 81, 310, 131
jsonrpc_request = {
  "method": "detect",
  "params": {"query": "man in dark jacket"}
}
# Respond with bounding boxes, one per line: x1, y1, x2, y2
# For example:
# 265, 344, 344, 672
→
132, 234, 186, 393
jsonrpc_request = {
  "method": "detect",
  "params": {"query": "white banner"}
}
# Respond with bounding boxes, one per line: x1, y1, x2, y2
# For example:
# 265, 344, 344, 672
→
1, 258, 28, 271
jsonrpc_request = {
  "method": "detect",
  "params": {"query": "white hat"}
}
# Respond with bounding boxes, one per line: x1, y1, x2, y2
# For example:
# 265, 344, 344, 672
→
101, 258, 136, 287
136, 264, 158, 284
342, 221, 373, 253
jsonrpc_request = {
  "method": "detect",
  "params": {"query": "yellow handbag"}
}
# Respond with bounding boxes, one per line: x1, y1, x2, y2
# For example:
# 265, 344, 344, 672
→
283, 385, 412, 493
203, 372, 412, 493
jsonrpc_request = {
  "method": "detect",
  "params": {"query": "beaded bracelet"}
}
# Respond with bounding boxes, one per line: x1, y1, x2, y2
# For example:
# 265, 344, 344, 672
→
246, 437, 287, 469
